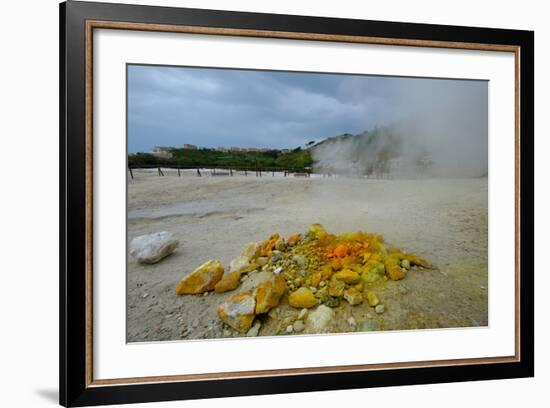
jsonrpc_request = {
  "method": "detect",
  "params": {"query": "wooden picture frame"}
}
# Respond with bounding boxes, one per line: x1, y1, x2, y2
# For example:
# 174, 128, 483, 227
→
60, 1, 534, 406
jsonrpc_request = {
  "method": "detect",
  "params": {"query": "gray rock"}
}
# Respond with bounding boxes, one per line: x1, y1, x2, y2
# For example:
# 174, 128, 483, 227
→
375, 304, 385, 314
398, 285, 409, 295
293, 320, 305, 332
286, 325, 294, 333
129, 231, 179, 264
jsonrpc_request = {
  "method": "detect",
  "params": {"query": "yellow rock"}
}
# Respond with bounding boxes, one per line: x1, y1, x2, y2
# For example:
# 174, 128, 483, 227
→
320, 265, 333, 280
328, 279, 345, 298
176, 260, 224, 295
384, 255, 406, 281
343, 287, 363, 305
311, 272, 322, 288
255, 275, 286, 314
289, 287, 318, 308
365, 291, 380, 306
287, 233, 301, 244
214, 271, 242, 293
217, 291, 256, 333
333, 269, 360, 284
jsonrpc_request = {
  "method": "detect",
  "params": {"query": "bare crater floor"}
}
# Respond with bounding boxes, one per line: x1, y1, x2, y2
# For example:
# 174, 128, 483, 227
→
127, 170, 488, 342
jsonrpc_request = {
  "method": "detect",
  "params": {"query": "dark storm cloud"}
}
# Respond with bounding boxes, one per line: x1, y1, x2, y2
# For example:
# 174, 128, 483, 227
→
127, 65, 487, 153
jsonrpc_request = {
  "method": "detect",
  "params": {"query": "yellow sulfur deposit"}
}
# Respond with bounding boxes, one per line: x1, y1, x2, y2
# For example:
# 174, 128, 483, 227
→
178, 224, 431, 333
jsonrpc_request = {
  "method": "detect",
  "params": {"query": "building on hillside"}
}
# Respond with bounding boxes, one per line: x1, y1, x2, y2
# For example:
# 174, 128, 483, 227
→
183, 144, 197, 150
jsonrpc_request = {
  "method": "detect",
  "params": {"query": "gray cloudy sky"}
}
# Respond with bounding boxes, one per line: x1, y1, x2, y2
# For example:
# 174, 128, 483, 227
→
127, 64, 487, 153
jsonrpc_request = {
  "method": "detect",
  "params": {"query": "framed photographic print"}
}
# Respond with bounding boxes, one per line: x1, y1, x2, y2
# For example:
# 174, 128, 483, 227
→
59, 0, 534, 406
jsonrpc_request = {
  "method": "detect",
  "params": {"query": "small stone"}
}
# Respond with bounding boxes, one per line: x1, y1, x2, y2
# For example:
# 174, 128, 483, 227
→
365, 291, 380, 307
287, 233, 301, 245
142, 293, 149, 299
298, 308, 308, 320
246, 321, 262, 337
310, 287, 318, 294
203, 291, 209, 297
289, 287, 318, 308
286, 325, 294, 333
223, 329, 232, 337
272, 254, 281, 263
333, 269, 361, 284
400, 259, 411, 269
293, 320, 305, 332
319, 280, 326, 287
343, 287, 363, 305
347, 316, 357, 326
273, 266, 282, 275
375, 304, 385, 314
398, 285, 409, 295
129, 231, 179, 264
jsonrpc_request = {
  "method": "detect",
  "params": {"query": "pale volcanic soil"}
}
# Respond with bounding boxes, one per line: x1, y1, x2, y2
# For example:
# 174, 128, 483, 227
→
127, 169, 488, 342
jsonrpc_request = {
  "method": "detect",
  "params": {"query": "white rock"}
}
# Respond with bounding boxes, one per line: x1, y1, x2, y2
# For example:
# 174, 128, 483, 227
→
306, 305, 334, 333
375, 304, 385, 314
286, 325, 294, 333
347, 316, 357, 326
130, 232, 179, 264
297, 308, 308, 320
